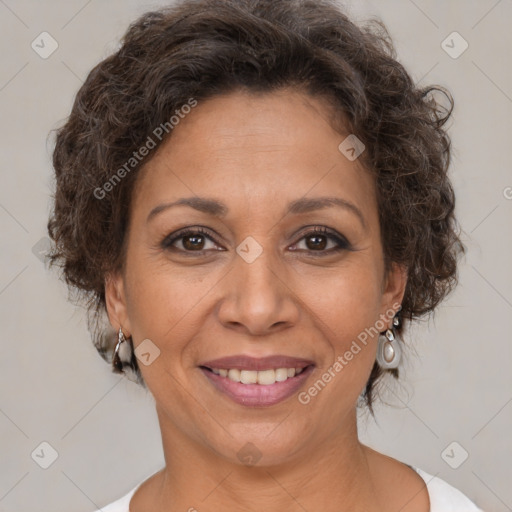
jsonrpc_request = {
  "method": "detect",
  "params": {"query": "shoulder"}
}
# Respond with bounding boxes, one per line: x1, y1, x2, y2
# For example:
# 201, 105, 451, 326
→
88, 470, 160, 512
89, 492, 133, 512
412, 466, 484, 512
89, 488, 135, 512
362, 446, 483, 512
89, 464, 484, 512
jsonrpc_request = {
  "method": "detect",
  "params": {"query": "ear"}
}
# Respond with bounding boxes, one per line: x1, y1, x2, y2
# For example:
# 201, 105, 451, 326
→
380, 262, 408, 322
105, 272, 132, 336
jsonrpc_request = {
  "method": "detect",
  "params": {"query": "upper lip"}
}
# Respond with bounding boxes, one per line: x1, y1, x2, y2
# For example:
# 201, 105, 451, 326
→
199, 355, 315, 371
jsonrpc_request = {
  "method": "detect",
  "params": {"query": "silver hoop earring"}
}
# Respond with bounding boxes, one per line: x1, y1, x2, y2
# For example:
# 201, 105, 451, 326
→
376, 315, 403, 370
112, 327, 133, 373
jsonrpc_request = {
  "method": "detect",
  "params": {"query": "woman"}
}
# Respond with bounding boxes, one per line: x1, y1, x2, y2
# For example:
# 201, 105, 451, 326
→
47, 0, 484, 510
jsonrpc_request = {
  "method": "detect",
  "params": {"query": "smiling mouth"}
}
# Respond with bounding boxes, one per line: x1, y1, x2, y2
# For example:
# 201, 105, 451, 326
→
199, 364, 315, 407
198, 354, 316, 406
200, 366, 309, 385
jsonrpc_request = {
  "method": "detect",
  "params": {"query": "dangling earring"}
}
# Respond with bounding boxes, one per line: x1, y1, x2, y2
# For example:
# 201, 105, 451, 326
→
112, 327, 133, 373
376, 314, 403, 370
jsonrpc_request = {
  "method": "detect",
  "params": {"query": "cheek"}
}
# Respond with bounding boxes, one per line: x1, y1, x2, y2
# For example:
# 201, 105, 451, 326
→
122, 268, 207, 397
124, 245, 384, 342
125, 267, 201, 343
302, 260, 383, 386
307, 259, 383, 331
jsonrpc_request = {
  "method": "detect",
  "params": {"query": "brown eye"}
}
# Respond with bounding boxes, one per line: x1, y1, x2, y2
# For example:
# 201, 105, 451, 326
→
161, 227, 221, 252
305, 233, 328, 250
292, 227, 351, 254
182, 233, 206, 250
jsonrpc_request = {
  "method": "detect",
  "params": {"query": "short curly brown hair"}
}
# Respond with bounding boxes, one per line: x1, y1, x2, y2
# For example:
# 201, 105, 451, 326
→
47, 0, 464, 412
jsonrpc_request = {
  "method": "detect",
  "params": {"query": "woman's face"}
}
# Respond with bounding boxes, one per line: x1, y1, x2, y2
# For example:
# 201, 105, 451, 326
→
106, 89, 406, 466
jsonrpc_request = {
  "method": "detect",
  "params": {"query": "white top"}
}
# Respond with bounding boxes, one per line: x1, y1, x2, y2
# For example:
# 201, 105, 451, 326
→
92, 466, 484, 512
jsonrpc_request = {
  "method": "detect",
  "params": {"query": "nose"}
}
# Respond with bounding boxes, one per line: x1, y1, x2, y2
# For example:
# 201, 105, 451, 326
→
216, 245, 300, 337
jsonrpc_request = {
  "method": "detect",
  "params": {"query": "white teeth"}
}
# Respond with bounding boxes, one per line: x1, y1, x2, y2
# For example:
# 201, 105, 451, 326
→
211, 367, 306, 385
257, 369, 276, 385
240, 370, 258, 384
228, 369, 241, 382
275, 368, 288, 382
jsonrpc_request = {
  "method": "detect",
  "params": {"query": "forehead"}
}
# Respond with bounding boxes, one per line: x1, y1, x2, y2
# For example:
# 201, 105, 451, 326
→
133, 89, 377, 222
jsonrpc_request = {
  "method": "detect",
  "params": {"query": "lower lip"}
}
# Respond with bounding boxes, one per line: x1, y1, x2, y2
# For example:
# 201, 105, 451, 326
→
200, 366, 314, 407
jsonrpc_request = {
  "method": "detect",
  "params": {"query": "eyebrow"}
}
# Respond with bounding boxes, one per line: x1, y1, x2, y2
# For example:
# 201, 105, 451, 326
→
147, 195, 366, 229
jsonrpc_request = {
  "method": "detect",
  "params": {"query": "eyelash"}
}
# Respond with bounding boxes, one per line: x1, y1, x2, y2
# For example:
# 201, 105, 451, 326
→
161, 226, 352, 256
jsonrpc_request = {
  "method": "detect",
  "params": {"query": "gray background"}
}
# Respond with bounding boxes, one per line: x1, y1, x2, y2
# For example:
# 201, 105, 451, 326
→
1, 1, 511, 511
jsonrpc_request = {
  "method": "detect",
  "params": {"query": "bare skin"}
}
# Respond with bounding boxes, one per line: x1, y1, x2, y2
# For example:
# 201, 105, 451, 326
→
105, 89, 430, 512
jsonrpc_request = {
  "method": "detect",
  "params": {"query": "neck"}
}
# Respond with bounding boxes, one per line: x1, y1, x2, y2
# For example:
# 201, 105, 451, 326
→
148, 406, 381, 512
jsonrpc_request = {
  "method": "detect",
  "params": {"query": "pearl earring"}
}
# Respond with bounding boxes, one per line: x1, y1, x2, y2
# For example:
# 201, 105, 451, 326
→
112, 327, 134, 373
376, 315, 403, 369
